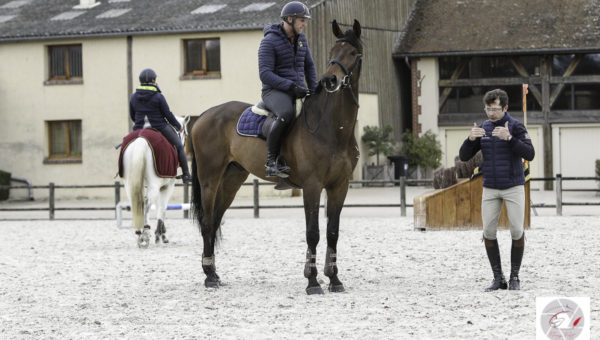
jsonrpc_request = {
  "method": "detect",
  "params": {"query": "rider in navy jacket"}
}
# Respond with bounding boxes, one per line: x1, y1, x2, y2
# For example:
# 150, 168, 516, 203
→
258, 23, 317, 92
459, 89, 534, 293
129, 68, 190, 183
258, 1, 317, 178
459, 112, 535, 189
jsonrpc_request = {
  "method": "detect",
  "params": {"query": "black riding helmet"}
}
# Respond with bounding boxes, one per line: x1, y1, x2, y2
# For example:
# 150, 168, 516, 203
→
280, 1, 311, 19
139, 68, 157, 84
280, 1, 311, 36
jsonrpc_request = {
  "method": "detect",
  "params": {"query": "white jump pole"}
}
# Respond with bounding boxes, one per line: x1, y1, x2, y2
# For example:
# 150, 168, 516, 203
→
115, 201, 191, 229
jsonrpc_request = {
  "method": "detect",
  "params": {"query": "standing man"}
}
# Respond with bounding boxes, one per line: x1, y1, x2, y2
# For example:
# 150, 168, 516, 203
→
459, 89, 535, 291
258, 1, 318, 178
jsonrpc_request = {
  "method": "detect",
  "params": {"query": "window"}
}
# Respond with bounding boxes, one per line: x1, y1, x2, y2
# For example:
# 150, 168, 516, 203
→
440, 86, 541, 114
48, 44, 83, 81
45, 120, 82, 162
183, 38, 221, 77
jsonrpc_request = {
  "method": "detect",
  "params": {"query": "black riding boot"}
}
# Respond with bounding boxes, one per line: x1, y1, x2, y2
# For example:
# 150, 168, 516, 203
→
509, 233, 525, 290
177, 146, 191, 183
265, 118, 290, 178
484, 237, 507, 292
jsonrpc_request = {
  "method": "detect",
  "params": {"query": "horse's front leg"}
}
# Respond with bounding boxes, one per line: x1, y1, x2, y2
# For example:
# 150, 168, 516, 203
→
324, 183, 349, 292
303, 184, 323, 295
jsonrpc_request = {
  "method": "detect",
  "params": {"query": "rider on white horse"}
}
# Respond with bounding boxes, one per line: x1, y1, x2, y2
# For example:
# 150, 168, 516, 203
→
130, 68, 191, 183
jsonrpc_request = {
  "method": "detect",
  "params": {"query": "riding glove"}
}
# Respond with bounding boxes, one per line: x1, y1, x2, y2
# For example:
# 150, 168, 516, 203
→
292, 85, 310, 99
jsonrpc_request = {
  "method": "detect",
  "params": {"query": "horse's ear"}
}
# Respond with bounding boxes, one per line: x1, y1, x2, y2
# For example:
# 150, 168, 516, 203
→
353, 19, 361, 39
332, 19, 343, 38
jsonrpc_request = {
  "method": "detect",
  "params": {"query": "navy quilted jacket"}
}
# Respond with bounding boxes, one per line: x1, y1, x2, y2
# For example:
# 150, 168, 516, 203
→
459, 113, 535, 189
129, 85, 181, 131
258, 23, 318, 92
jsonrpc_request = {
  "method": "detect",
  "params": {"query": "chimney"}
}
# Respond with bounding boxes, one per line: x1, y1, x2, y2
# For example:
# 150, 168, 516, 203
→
73, 0, 101, 9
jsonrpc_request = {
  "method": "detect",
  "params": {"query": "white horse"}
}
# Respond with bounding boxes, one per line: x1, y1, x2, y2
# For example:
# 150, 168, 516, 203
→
122, 115, 190, 248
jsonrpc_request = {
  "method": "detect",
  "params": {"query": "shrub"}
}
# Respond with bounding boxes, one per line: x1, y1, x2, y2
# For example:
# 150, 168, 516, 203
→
400, 130, 442, 169
361, 125, 396, 166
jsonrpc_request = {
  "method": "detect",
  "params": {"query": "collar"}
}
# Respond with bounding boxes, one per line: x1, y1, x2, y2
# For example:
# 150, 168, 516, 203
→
138, 85, 158, 91
493, 112, 510, 126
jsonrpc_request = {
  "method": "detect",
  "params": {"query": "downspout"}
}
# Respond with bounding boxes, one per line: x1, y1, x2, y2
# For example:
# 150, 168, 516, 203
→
127, 35, 133, 131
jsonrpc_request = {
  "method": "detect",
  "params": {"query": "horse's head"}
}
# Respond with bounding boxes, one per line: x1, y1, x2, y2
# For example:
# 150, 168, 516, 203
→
320, 19, 362, 94
176, 115, 191, 144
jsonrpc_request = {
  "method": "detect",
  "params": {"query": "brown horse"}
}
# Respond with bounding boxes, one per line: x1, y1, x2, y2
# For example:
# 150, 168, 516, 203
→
190, 20, 362, 294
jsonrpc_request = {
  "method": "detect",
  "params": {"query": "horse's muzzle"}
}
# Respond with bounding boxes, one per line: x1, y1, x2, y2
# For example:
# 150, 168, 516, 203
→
321, 75, 341, 93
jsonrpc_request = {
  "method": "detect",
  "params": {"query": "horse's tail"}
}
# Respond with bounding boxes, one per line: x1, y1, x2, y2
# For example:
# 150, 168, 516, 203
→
128, 139, 146, 230
189, 141, 203, 228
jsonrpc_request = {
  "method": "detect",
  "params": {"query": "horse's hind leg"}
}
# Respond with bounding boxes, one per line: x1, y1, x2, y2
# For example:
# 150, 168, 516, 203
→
201, 164, 248, 288
302, 183, 324, 295
155, 184, 175, 244
324, 182, 349, 292
214, 163, 248, 225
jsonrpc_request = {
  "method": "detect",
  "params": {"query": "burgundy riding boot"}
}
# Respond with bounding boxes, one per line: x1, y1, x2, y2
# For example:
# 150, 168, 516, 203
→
484, 237, 507, 292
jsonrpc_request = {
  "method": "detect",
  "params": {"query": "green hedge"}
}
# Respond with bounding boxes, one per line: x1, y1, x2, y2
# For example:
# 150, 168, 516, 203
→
0, 169, 10, 201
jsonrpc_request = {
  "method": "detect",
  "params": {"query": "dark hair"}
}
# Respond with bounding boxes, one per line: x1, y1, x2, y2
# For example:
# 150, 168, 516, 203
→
483, 89, 508, 107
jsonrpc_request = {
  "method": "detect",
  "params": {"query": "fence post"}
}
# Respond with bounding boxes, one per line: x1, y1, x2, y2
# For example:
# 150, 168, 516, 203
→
400, 175, 406, 217
253, 179, 259, 218
556, 174, 562, 216
183, 182, 189, 219
49, 182, 55, 220
114, 181, 120, 218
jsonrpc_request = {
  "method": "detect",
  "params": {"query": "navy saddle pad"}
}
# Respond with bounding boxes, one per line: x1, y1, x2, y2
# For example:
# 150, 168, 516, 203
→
236, 106, 268, 138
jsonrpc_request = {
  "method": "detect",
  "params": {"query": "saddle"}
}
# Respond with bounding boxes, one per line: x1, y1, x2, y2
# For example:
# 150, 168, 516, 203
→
235, 101, 302, 191
236, 100, 303, 139
118, 129, 178, 178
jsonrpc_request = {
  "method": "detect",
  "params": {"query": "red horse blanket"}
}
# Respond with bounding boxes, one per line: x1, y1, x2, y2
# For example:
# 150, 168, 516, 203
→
118, 129, 178, 178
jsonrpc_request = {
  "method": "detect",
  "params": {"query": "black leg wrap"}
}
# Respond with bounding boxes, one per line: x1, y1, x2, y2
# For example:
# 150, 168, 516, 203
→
202, 254, 221, 288
304, 249, 323, 295
484, 237, 507, 292
324, 247, 344, 293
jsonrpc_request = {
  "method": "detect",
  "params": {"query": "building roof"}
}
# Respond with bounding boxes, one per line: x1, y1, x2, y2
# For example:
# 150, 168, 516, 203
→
394, 0, 600, 57
0, 0, 323, 42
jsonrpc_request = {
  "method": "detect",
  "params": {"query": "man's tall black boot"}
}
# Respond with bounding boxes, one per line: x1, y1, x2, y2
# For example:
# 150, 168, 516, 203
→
265, 118, 290, 178
509, 233, 525, 290
177, 147, 191, 183
484, 237, 507, 292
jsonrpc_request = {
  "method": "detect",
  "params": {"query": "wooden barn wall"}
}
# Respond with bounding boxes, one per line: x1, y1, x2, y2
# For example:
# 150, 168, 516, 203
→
306, 0, 416, 139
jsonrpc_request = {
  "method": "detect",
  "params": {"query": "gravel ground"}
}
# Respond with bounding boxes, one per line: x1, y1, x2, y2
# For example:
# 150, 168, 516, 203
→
0, 214, 598, 339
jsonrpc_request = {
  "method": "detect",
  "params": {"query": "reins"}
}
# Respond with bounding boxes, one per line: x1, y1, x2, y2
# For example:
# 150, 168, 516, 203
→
303, 36, 363, 135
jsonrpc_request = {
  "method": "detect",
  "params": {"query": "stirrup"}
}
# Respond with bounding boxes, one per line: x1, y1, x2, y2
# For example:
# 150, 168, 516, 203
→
265, 162, 289, 178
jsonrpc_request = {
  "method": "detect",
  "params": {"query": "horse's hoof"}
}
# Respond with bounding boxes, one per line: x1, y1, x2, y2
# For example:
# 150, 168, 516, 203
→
155, 236, 160, 244
205, 278, 221, 288
161, 236, 169, 244
328, 284, 345, 293
306, 286, 324, 295
137, 233, 150, 248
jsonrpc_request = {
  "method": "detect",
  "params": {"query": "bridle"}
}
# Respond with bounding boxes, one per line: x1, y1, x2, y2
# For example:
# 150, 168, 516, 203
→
304, 38, 362, 134
324, 42, 362, 107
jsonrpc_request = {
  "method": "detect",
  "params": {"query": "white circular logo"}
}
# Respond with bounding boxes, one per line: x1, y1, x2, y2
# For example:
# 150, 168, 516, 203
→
540, 298, 585, 339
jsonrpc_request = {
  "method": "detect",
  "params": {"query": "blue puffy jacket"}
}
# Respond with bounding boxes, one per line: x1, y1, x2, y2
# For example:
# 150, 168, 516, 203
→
129, 85, 181, 131
459, 113, 535, 189
258, 23, 318, 92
